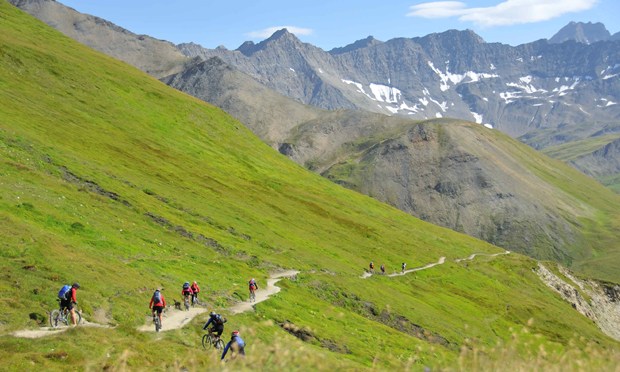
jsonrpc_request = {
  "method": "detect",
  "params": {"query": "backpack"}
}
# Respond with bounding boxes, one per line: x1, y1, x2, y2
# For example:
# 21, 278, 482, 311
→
215, 314, 226, 325
183, 282, 190, 290
153, 290, 162, 304
58, 285, 71, 300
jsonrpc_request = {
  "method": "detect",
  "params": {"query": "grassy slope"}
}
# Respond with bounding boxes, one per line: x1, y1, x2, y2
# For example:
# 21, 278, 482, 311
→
322, 119, 620, 283
0, 3, 618, 370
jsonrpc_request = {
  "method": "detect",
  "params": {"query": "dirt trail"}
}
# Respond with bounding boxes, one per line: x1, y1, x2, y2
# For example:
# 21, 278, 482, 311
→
454, 251, 510, 262
361, 251, 510, 279
229, 270, 299, 314
138, 269, 300, 332
11, 320, 111, 339
138, 307, 207, 333
12, 254, 507, 337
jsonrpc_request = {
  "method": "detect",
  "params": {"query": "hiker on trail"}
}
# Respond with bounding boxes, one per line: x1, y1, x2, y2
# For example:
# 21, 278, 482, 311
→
149, 288, 166, 327
369, 261, 375, 273
58, 283, 80, 326
402, 262, 406, 273
221, 330, 245, 361
190, 281, 200, 305
380, 264, 385, 275
203, 311, 227, 338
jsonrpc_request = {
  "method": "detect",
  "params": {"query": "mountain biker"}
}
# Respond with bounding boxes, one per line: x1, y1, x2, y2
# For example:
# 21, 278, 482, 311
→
190, 281, 200, 305
149, 288, 166, 327
221, 330, 245, 360
182, 281, 193, 305
248, 278, 258, 298
203, 311, 227, 338
380, 264, 385, 275
402, 262, 407, 273
369, 261, 375, 273
60, 283, 80, 326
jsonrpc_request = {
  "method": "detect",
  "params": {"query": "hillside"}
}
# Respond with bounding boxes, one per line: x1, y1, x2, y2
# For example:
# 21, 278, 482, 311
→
543, 134, 620, 192
10, 0, 620, 278
1, 2, 619, 370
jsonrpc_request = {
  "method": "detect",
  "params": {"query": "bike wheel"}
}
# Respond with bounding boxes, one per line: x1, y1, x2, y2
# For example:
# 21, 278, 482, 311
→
184, 298, 190, 311
155, 318, 161, 332
215, 338, 225, 349
50, 310, 61, 328
75, 311, 82, 325
202, 334, 212, 350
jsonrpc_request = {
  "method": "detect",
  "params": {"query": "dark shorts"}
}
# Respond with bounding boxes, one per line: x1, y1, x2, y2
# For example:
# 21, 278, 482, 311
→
152, 306, 164, 314
60, 299, 73, 311
211, 325, 224, 336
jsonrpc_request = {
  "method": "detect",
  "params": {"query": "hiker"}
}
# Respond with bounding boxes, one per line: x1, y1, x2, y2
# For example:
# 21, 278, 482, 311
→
402, 262, 406, 273
190, 281, 200, 305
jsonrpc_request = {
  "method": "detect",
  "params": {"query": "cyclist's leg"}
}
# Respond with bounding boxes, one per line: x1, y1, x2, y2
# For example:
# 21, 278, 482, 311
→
155, 306, 163, 325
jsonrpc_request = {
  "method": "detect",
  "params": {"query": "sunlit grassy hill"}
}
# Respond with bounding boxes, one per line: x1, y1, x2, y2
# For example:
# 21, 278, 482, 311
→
1, 2, 618, 370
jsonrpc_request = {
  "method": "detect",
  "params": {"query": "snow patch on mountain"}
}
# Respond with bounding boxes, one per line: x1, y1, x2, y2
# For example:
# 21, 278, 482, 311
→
471, 112, 483, 124
369, 83, 401, 103
427, 61, 498, 92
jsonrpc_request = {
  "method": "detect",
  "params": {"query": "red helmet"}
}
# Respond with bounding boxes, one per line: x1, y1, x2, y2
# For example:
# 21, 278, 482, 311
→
232, 330, 239, 336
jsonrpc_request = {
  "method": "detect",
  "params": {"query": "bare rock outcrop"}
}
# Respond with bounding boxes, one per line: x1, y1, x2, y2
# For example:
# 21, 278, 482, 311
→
536, 263, 620, 341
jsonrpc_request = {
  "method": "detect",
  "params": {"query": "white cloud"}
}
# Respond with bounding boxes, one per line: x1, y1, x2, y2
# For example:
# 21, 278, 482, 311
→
407, 0, 598, 26
246, 26, 313, 39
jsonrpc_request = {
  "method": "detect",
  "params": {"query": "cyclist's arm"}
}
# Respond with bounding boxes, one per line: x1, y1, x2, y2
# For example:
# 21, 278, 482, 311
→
221, 341, 232, 360
161, 295, 166, 307
203, 318, 212, 330
149, 297, 154, 309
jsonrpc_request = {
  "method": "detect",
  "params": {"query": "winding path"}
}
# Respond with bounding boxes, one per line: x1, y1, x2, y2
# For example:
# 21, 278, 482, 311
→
138, 269, 300, 333
360, 251, 510, 279
11, 252, 510, 337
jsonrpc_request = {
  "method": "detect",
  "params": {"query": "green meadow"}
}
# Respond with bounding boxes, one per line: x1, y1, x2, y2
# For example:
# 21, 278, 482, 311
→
0, 2, 618, 370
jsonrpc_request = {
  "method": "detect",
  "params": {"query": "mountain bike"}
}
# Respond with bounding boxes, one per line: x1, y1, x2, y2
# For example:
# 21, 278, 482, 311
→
249, 288, 256, 302
50, 299, 82, 328
153, 314, 162, 332
184, 294, 191, 311
202, 329, 225, 350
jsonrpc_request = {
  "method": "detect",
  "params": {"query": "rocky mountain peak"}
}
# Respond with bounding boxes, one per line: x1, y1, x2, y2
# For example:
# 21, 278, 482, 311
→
329, 36, 382, 55
549, 21, 611, 44
237, 28, 303, 56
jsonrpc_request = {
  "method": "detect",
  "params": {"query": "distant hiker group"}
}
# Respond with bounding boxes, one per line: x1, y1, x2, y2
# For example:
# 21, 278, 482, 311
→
368, 261, 406, 274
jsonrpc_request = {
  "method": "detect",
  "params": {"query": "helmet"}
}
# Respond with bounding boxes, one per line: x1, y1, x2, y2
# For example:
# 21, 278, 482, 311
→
232, 330, 239, 336
72, 282, 80, 289
210, 311, 216, 317
251, 278, 255, 282
193, 281, 197, 284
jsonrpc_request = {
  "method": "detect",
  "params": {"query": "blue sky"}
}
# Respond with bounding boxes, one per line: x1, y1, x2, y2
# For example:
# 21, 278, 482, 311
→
59, 0, 619, 51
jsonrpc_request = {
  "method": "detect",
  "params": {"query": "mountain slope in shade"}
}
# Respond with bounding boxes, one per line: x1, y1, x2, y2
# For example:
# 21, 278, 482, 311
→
549, 21, 611, 44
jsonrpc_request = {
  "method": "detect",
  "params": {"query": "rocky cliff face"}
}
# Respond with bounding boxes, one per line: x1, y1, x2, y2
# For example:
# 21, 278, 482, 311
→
536, 263, 620, 341
177, 28, 620, 149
